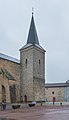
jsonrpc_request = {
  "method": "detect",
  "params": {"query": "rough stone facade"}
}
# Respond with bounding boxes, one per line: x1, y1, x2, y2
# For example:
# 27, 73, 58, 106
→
45, 87, 65, 102
33, 46, 45, 101
20, 45, 45, 102
45, 82, 69, 102
0, 58, 20, 103
20, 47, 34, 102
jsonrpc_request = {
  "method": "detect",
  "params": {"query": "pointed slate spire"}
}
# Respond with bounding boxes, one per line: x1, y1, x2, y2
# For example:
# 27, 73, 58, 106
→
20, 11, 45, 52
27, 12, 39, 45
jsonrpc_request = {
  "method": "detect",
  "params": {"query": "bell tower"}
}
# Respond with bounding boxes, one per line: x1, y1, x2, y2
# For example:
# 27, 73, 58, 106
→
20, 13, 46, 102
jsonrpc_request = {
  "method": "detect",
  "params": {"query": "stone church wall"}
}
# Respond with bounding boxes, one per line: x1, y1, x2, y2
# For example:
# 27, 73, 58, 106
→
20, 45, 45, 102
0, 58, 20, 103
33, 47, 45, 101
34, 78, 45, 101
20, 47, 34, 102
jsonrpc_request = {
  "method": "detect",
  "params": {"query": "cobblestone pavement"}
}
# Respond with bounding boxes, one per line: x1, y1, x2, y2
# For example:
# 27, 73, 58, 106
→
0, 105, 69, 120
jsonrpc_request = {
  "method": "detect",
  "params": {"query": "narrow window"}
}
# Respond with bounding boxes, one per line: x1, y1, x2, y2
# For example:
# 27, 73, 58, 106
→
52, 91, 54, 94
38, 59, 41, 73
25, 59, 27, 68
39, 59, 40, 64
26, 59, 27, 64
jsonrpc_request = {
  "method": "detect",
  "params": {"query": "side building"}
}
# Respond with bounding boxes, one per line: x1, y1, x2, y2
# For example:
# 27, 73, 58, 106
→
0, 53, 20, 103
45, 80, 69, 102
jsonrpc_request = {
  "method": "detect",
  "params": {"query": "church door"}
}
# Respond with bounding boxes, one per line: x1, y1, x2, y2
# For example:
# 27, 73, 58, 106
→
24, 95, 27, 103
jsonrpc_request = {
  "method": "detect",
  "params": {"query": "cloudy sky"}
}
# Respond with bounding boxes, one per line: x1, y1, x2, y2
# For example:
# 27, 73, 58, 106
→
0, 0, 69, 83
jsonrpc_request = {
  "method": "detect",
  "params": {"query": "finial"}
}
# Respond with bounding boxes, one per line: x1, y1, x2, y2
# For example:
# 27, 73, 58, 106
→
32, 7, 34, 15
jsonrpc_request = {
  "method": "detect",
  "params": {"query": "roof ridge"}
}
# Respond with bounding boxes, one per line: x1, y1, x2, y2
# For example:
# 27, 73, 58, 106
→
0, 53, 20, 63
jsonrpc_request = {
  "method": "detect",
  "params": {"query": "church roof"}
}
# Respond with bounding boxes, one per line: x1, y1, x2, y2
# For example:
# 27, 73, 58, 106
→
20, 43, 45, 51
45, 82, 69, 88
27, 14, 39, 45
0, 53, 20, 64
20, 13, 45, 51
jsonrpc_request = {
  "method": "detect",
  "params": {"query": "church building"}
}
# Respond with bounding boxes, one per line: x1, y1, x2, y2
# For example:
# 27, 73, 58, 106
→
0, 12, 69, 104
0, 13, 45, 103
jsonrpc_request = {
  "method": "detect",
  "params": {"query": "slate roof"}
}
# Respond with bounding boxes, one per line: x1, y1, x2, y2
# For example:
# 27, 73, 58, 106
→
20, 14, 45, 51
0, 53, 20, 64
45, 83, 69, 88
20, 43, 45, 51
27, 14, 39, 45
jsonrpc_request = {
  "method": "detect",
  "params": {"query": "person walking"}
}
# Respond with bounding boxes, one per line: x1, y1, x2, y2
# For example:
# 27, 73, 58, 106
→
53, 97, 56, 105
2, 99, 6, 110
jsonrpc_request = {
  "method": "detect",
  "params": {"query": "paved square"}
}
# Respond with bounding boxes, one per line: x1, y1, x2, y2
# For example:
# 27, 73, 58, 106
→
0, 106, 69, 120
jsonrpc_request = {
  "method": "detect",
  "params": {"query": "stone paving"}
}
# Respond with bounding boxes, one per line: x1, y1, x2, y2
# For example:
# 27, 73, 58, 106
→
0, 105, 69, 120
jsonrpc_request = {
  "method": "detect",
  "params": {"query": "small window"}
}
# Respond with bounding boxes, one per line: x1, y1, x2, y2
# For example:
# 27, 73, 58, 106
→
25, 59, 27, 68
52, 91, 54, 94
26, 59, 27, 64
39, 59, 40, 64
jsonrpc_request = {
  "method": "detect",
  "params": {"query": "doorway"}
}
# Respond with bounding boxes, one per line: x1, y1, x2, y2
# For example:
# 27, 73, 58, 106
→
24, 95, 27, 103
2, 85, 6, 101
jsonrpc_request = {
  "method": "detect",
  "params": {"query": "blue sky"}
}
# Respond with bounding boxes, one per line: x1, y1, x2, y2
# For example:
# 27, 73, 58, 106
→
0, 0, 69, 83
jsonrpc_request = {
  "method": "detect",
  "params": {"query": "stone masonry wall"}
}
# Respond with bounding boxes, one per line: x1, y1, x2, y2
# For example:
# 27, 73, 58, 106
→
20, 47, 34, 102
0, 58, 20, 103
45, 87, 65, 102
33, 46, 45, 101
20, 46, 45, 102
34, 78, 45, 101
0, 75, 10, 103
